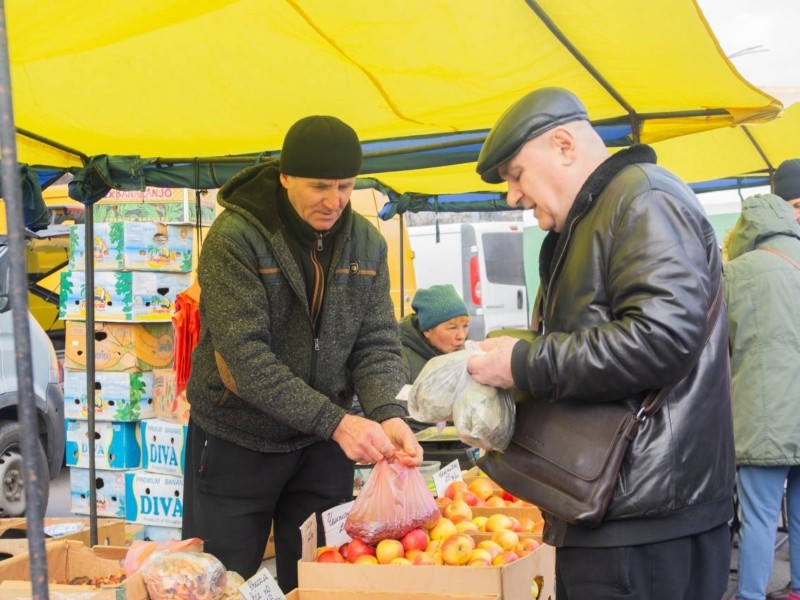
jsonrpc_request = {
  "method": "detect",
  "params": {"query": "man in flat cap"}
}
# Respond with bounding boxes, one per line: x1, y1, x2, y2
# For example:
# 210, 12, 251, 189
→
468, 88, 735, 599
182, 115, 421, 592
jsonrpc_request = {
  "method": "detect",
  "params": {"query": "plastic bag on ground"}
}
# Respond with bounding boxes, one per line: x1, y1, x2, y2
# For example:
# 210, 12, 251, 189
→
344, 459, 439, 545
140, 550, 227, 600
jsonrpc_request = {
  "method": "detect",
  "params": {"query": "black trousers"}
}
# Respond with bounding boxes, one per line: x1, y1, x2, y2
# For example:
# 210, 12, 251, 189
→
555, 523, 731, 600
182, 419, 354, 593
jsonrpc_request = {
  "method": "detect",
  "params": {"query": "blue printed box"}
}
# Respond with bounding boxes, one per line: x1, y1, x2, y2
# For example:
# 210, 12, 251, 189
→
69, 467, 127, 519
124, 471, 184, 528
64, 370, 155, 422
140, 419, 187, 476
65, 419, 142, 470
69, 222, 194, 272
143, 525, 183, 542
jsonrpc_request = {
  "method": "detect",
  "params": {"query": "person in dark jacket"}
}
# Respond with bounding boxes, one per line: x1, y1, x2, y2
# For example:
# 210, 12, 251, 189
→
182, 115, 422, 592
725, 193, 800, 600
399, 283, 470, 383
467, 88, 735, 599
775, 158, 800, 224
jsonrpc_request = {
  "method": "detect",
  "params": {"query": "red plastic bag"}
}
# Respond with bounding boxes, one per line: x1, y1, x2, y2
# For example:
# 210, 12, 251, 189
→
344, 460, 439, 545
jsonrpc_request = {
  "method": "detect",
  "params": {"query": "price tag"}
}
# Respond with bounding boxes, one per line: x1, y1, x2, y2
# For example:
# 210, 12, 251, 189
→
322, 501, 354, 547
433, 459, 463, 498
239, 568, 285, 600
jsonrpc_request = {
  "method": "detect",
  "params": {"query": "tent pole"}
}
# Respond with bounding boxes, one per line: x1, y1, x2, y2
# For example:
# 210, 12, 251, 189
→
84, 206, 99, 547
0, 4, 50, 598
399, 213, 405, 318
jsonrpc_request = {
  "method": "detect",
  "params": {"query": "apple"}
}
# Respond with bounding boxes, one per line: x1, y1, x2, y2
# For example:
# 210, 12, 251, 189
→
435, 496, 452, 511
472, 516, 489, 531
428, 516, 457, 542
508, 517, 522, 532
485, 496, 506, 508
400, 527, 430, 553
491, 550, 520, 566
455, 520, 480, 534
501, 490, 517, 503
315, 548, 345, 563
491, 528, 520, 551
485, 513, 514, 533
440, 533, 476, 566
467, 557, 492, 567
468, 477, 496, 501
467, 548, 493, 563
454, 490, 480, 507
375, 539, 405, 564
346, 537, 375, 563
354, 554, 379, 564
443, 499, 473, 523
476, 540, 504, 560
531, 579, 540, 599
389, 557, 412, 565
315, 545, 338, 557
338, 542, 350, 561
411, 551, 438, 566
517, 517, 536, 533
444, 480, 468, 500
515, 537, 541, 557
426, 538, 444, 554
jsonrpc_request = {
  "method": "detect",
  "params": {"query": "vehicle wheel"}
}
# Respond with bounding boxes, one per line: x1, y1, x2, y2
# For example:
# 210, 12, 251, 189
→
0, 420, 50, 517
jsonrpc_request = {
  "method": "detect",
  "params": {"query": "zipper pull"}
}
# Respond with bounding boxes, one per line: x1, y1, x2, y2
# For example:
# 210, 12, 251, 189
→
317, 234, 323, 252
314, 338, 320, 351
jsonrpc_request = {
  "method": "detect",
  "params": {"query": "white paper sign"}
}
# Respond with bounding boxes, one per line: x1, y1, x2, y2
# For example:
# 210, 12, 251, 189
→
239, 568, 285, 600
433, 459, 463, 497
322, 501, 354, 547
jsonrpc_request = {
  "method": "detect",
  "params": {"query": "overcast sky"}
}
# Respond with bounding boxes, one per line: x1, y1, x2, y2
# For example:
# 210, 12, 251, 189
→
696, 0, 800, 94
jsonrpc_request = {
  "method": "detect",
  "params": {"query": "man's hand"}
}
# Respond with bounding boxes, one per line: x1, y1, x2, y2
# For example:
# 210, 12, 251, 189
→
466, 336, 518, 389
332, 414, 397, 464
381, 417, 424, 467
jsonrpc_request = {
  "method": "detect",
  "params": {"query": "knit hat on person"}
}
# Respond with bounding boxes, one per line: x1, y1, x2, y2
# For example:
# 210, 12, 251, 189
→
774, 158, 800, 202
412, 284, 469, 331
476, 87, 589, 184
279, 115, 363, 179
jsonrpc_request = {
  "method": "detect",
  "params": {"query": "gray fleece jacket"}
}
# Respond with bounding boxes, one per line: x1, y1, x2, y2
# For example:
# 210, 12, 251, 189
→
186, 161, 407, 452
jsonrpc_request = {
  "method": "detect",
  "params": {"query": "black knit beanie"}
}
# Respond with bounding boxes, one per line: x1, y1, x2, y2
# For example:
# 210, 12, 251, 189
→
774, 159, 800, 201
279, 115, 363, 179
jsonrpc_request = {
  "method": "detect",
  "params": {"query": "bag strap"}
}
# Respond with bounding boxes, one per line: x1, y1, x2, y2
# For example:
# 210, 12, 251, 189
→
759, 247, 800, 270
636, 276, 724, 421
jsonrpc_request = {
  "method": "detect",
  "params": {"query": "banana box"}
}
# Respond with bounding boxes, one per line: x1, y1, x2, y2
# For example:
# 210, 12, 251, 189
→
142, 525, 182, 542
69, 467, 128, 519
65, 419, 142, 470
59, 270, 191, 322
124, 471, 184, 528
64, 369, 155, 421
152, 368, 190, 424
69, 222, 194, 272
64, 321, 175, 372
93, 187, 217, 226
140, 418, 188, 476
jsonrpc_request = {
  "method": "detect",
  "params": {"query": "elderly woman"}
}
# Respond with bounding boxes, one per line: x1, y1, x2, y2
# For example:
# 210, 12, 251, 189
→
399, 284, 470, 384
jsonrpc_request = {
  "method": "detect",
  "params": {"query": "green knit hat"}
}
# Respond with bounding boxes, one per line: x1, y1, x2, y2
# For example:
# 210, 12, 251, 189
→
412, 284, 469, 331
280, 115, 363, 179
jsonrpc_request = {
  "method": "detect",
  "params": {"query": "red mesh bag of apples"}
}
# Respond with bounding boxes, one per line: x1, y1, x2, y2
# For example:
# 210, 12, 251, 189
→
345, 459, 439, 545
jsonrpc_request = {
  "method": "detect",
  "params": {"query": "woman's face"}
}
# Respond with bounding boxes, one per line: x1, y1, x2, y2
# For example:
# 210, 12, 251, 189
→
424, 316, 470, 354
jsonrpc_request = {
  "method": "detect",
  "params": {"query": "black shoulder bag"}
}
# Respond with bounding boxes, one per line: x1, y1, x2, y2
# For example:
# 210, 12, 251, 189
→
478, 279, 724, 527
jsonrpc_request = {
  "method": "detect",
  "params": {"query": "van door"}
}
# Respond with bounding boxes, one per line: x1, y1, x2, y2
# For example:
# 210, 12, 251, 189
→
461, 223, 528, 338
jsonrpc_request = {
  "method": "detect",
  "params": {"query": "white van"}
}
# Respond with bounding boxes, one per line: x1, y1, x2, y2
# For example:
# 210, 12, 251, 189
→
408, 222, 528, 339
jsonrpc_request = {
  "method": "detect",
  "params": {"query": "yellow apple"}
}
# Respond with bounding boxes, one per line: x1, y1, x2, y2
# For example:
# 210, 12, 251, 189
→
443, 499, 473, 524
389, 557, 412, 565
428, 516, 457, 542
476, 540, 504, 560
485, 513, 514, 533
375, 539, 405, 564
455, 520, 480, 534
440, 533, 476, 566
491, 528, 520, 551
468, 477, 496, 501
491, 550, 520, 566
353, 554, 379, 564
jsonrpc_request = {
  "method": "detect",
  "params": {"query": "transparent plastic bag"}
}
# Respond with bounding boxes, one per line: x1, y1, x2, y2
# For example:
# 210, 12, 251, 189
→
124, 538, 204, 576
140, 550, 228, 600
408, 341, 481, 423
344, 459, 439, 545
452, 382, 516, 451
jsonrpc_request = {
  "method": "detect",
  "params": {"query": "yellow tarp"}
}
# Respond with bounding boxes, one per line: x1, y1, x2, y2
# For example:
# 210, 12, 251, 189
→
8, 0, 780, 195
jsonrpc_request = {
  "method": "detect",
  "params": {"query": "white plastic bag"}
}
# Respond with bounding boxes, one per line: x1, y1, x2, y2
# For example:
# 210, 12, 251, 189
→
452, 381, 515, 451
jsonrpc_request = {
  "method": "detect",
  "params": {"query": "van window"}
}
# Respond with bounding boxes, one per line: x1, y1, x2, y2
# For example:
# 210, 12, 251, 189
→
482, 232, 525, 285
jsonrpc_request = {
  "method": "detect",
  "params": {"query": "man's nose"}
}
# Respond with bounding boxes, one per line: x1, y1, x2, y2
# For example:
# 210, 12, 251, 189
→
506, 183, 522, 208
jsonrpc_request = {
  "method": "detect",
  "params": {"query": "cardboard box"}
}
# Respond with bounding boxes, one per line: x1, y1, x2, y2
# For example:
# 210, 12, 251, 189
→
64, 321, 175, 372
64, 370, 155, 422
65, 420, 142, 470
93, 187, 217, 226
0, 540, 147, 600
296, 514, 554, 600
142, 525, 182, 542
69, 222, 194, 272
140, 418, 188, 476
286, 591, 499, 600
125, 524, 145, 545
152, 368, 191, 424
59, 270, 191, 322
70, 468, 128, 518
124, 471, 184, 528
0, 518, 126, 550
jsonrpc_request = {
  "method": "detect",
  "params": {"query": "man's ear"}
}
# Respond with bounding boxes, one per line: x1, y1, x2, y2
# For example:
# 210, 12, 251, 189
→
551, 127, 577, 165
279, 173, 289, 187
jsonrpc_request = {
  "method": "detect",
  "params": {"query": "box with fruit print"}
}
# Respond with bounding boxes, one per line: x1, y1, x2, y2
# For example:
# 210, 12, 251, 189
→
64, 369, 155, 422
297, 512, 554, 600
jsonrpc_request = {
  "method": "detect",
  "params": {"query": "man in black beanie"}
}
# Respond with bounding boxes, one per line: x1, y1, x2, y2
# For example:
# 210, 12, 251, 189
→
182, 115, 422, 592
774, 158, 800, 224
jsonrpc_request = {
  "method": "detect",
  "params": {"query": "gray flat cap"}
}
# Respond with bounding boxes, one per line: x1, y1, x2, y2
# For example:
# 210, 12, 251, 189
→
476, 87, 589, 184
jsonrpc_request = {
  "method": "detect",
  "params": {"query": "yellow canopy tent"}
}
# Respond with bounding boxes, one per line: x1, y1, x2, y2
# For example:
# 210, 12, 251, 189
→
8, 0, 780, 200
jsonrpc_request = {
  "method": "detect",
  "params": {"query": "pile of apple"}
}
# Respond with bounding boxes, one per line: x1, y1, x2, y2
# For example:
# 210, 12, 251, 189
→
314, 478, 542, 568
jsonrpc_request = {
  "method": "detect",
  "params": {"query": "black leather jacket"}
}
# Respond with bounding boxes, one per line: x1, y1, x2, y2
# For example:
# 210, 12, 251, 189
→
511, 146, 735, 547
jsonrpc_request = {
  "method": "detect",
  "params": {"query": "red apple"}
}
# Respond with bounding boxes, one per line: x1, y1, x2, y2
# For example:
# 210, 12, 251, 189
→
346, 537, 375, 563
444, 480, 468, 500
443, 499, 473, 524
353, 554, 378, 564
440, 533, 476, 566
491, 550, 520, 566
315, 548, 345, 563
515, 537, 541, 557
401, 527, 430, 553
411, 551, 438, 566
